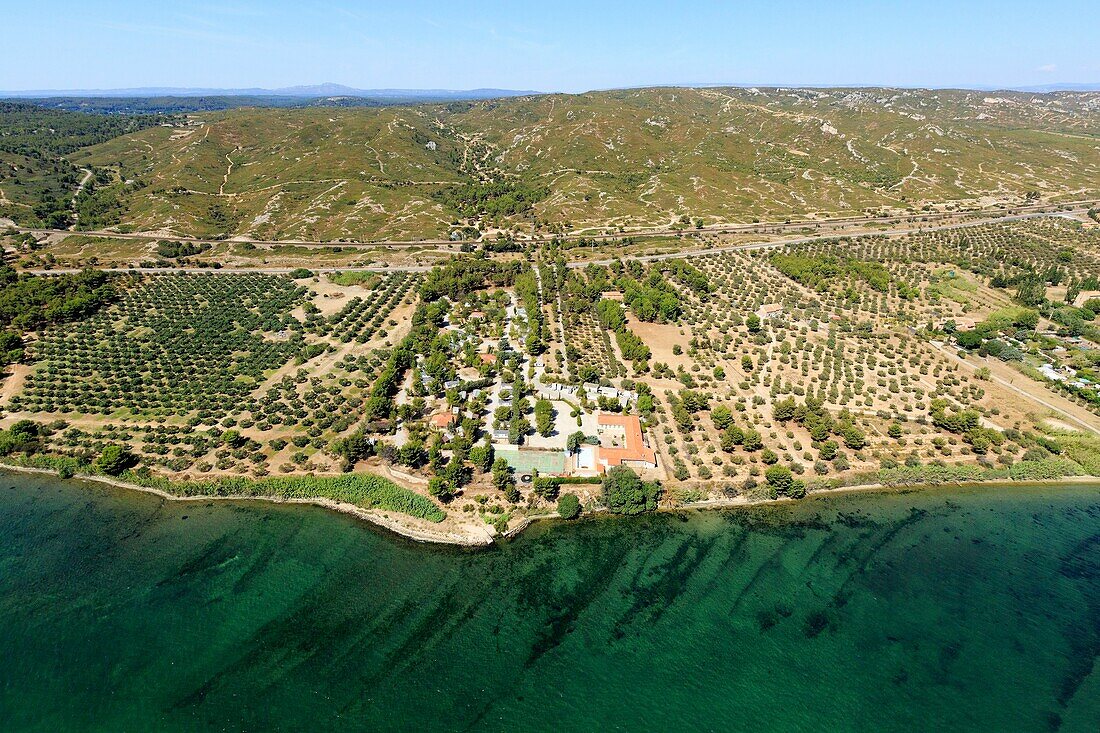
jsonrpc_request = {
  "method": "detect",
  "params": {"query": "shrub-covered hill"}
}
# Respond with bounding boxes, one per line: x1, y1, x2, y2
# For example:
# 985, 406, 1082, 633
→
14, 87, 1100, 240
0, 102, 165, 228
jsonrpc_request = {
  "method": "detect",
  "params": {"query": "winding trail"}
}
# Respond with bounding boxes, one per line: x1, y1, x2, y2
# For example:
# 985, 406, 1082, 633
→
69, 168, 94, 225
218, 150, 236, 196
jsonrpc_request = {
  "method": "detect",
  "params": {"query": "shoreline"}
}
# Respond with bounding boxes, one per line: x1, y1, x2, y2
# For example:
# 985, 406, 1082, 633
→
680, 474, 1100, 514
2, 462, 1098, 547
0, 464, 494, 547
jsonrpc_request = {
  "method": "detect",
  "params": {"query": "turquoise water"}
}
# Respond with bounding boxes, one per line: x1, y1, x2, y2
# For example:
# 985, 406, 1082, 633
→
0, 473, 1098, 732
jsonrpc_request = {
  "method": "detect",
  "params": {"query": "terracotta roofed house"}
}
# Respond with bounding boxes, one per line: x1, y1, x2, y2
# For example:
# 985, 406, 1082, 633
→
429, 412, 455, 429
595, 412, 657, 471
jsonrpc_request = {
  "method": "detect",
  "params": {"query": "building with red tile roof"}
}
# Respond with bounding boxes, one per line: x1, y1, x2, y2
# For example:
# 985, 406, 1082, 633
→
595, 412, 657, 470
429, 412, 455, 429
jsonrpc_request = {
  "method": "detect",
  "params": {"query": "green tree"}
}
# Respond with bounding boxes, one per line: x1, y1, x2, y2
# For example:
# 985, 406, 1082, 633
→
711, 404, 734, 430
841, 426, 866, 450
772, 397, 797, 422
741, 428, 763, 452
557, 493, 581, 519
955, 330, 983, 349
94, 444, 136, 476
602, 466, 661, 515
765, 465, 794, 494
398, 439, 427, 468
469, 440, 494, 472
492, 457, 515, 493
595, 299, 626, 331
428, 476, 452, 502
720, 425, 744, 451
535, 398, 554, 437
1015, 277, 1046, 307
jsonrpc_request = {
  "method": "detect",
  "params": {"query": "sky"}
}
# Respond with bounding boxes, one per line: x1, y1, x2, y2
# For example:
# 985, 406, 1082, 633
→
3, 1, 1098, 93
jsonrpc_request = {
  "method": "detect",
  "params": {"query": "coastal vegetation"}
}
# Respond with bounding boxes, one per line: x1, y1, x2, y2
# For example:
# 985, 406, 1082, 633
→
0, 96, 1098, 541
603, 466, 661, 515
557, 492, 581, 519
0, 436, 443, 522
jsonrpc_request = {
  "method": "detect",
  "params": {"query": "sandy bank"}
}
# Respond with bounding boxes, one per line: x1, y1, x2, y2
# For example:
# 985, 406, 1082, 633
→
681, 475, 1100, 513
3, 463, 1097, 546
0, 464, 493, 547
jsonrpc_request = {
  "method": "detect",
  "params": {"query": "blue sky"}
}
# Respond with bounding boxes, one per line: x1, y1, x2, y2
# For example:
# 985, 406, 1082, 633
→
4, 1, 1097, 92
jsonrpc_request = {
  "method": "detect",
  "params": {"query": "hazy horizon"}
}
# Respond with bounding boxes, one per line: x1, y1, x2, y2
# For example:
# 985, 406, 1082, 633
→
4, 1, 1097, 94
3, 81, 1099, 98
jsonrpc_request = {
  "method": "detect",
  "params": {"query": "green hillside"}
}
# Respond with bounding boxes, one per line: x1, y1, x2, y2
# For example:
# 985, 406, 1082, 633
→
0, 102, 164, 228
26, 87, 1100, 240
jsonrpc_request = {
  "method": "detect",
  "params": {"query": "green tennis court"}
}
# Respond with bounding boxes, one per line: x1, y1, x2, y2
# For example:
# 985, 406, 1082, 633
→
496, 448, 568, 475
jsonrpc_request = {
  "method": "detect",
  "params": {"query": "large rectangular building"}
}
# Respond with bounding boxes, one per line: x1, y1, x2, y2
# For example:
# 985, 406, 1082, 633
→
595, 413, 657, 471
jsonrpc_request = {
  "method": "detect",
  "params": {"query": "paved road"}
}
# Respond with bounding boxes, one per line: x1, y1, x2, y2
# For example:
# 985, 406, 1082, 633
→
12, 198, 1100, 250
570, 208, 1091, 268
19, 209, 1090, 276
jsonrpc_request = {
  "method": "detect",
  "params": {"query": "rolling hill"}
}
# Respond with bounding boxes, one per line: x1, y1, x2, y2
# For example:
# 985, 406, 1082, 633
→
9, 87, 1099, 240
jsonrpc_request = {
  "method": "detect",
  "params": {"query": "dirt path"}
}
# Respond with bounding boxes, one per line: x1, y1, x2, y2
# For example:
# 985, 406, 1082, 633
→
218, 149, 236, 196
0, 188, 29, 209
72, 168, 93, 204
0, 365, 30, 407
929, 341, 1100, 436
15, 200, 1100, 251
68, 168, 94, 225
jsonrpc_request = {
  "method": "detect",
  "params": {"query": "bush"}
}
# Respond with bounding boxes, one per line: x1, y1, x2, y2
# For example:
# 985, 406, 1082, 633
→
93, 444, 137, 476
557, 493, 582, 519
602, 466, 661, 515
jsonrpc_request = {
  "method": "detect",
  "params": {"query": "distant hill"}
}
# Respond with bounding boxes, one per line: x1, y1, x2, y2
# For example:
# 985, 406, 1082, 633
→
4, 86, 1098, 239
0, 86, 543, 116
0, 84, 539, 100
1008, 83, 1100, 93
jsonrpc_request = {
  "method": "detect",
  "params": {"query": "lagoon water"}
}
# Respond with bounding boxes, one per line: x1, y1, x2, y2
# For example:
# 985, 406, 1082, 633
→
0, 472, 1097, 732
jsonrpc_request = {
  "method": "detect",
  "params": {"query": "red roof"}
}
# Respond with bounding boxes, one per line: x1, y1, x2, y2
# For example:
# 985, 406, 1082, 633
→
596, 413, 657, 468
429, 413, 455, 428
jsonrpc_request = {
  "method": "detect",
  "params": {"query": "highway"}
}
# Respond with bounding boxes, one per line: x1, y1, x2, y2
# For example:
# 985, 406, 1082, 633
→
18, 207, 1095, 276
10, 198, 1099, 251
